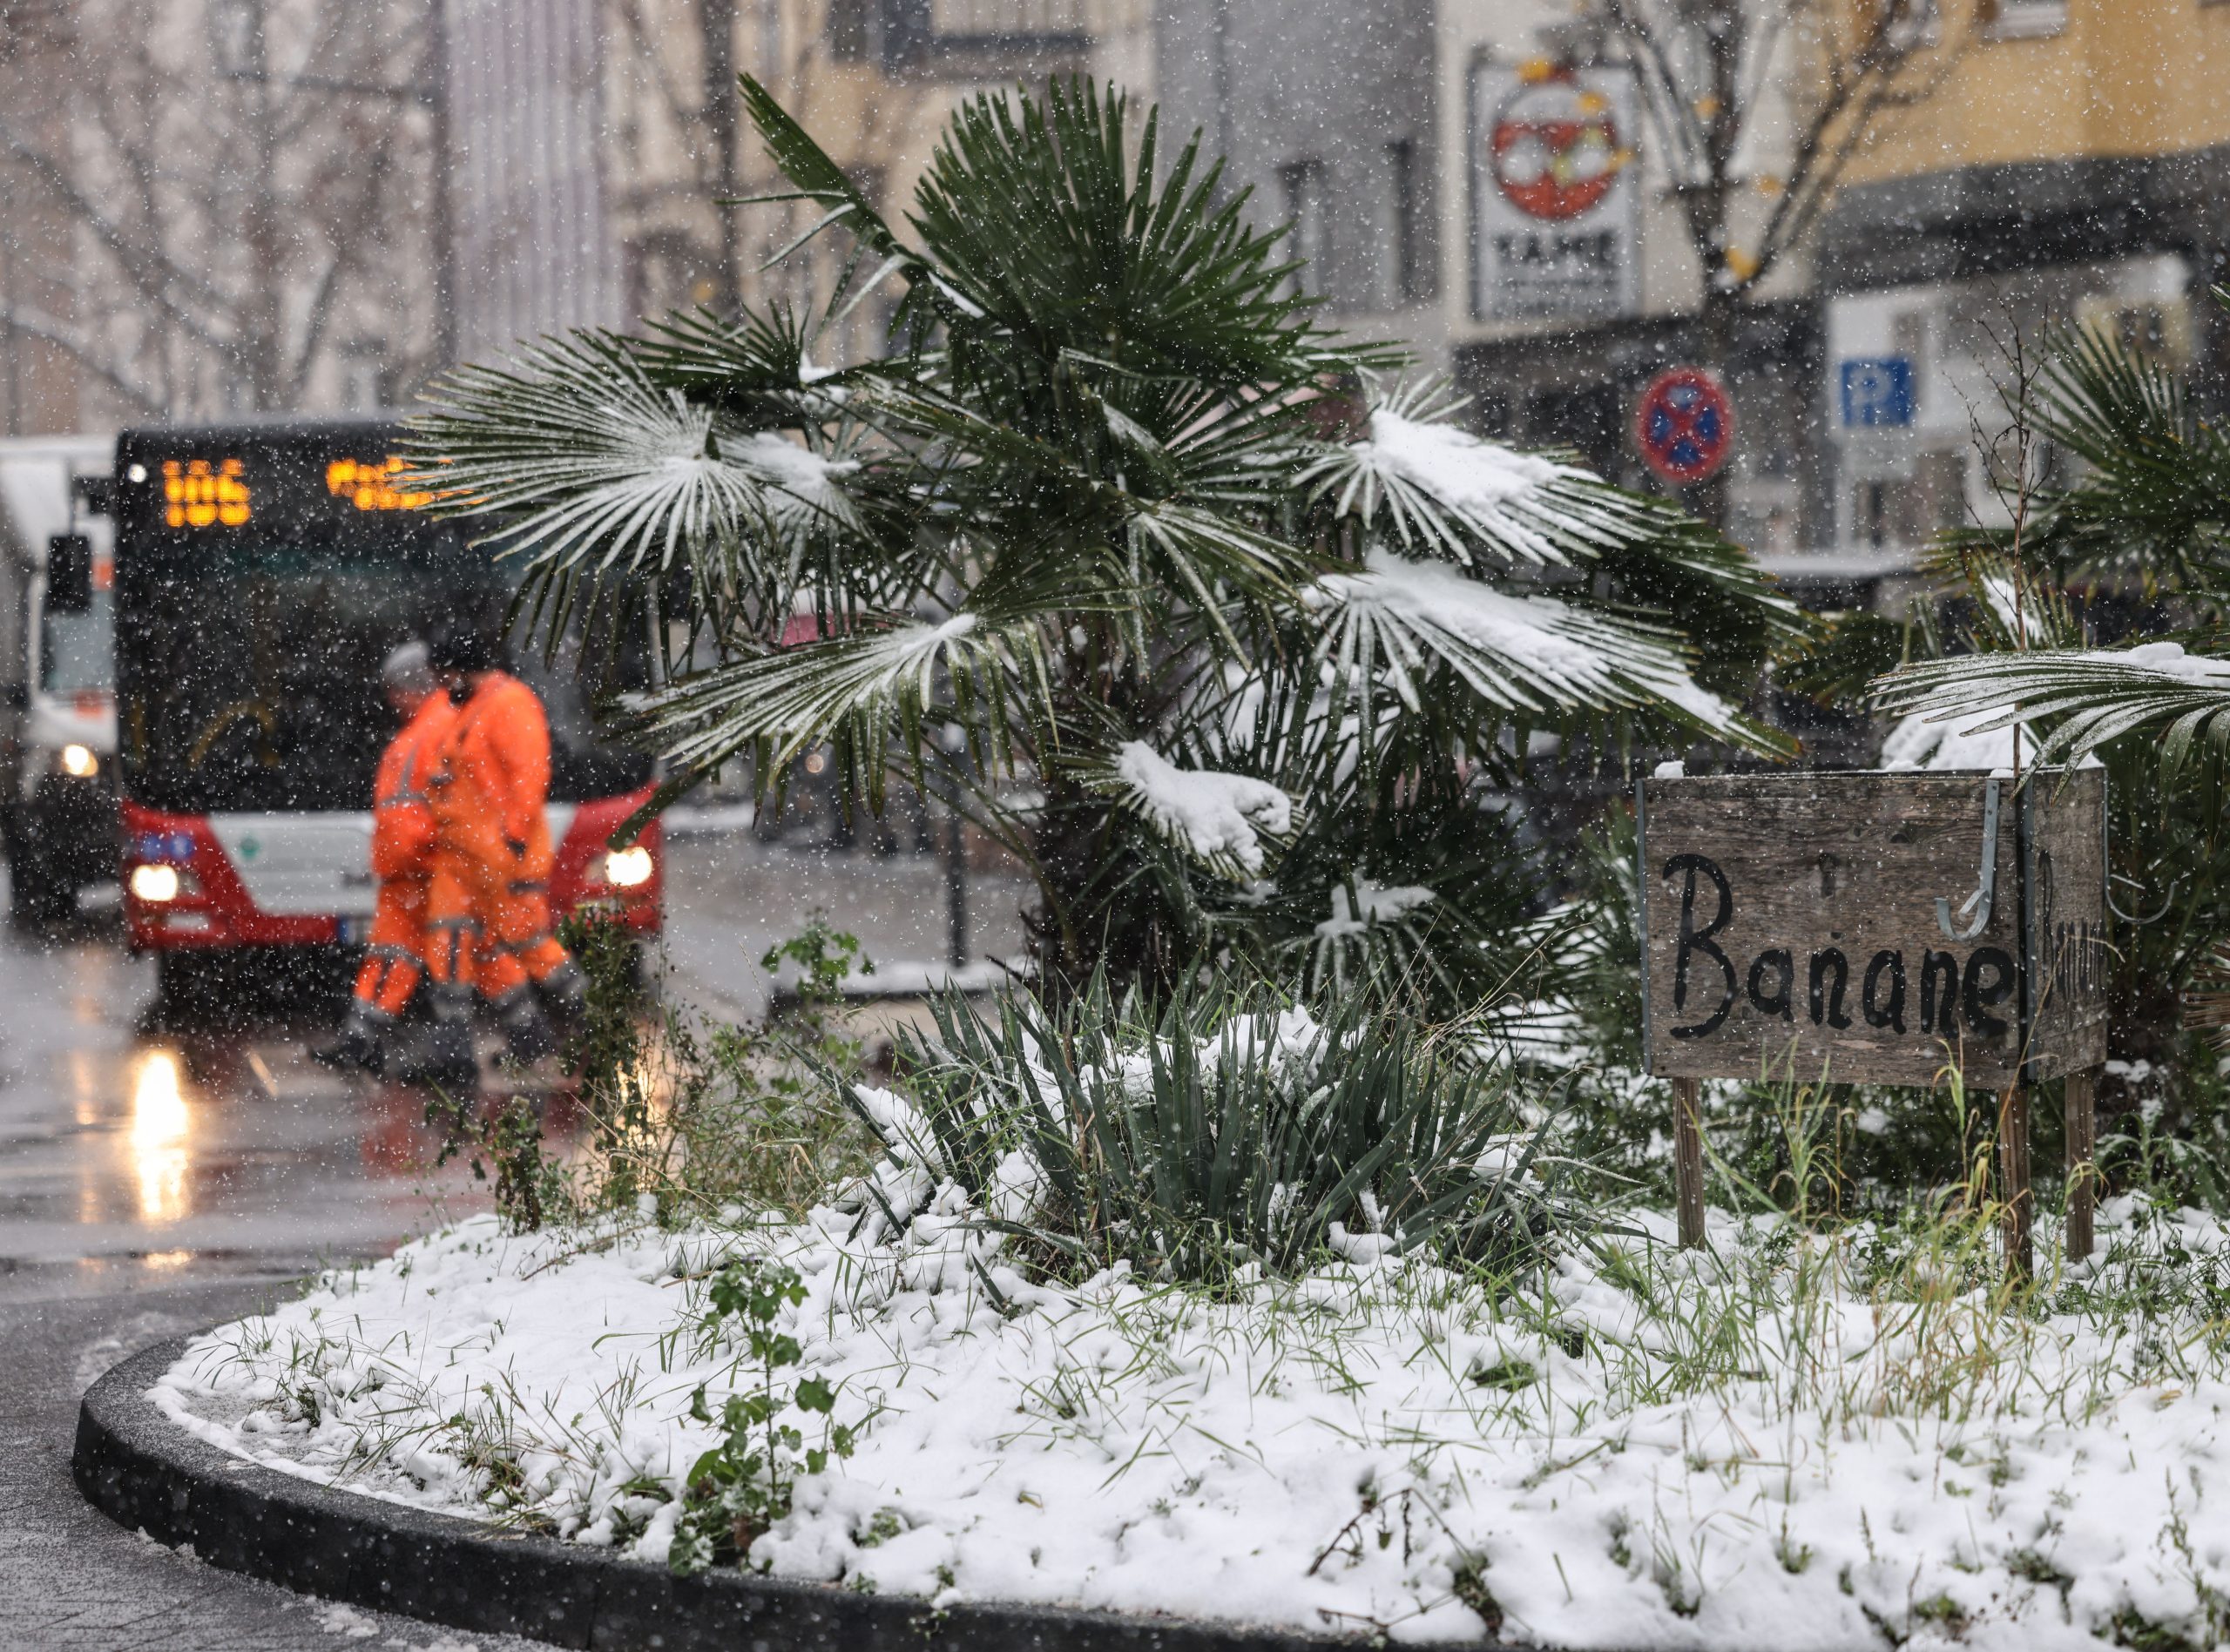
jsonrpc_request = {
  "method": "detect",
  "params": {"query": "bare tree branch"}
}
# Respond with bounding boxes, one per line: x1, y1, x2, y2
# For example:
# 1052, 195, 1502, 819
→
0, 116, 238, 330
0, 305, 166, 414
0, 0, 437, 419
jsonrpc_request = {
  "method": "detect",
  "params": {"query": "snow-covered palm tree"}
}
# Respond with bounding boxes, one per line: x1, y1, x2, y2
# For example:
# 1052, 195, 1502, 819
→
1873, 317, 2230, 1070
413, 78, 1796, 1000
1876, 320, 2230, 773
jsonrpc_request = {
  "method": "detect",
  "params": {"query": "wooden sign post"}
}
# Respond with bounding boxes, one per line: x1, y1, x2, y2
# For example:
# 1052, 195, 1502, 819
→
1639, 770, 2111, 1277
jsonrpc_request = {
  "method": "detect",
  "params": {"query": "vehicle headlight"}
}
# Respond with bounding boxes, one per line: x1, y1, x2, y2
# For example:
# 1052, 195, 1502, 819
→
130, 863, 180, 903
603, 846, 654, 888
59, 743, 98, 779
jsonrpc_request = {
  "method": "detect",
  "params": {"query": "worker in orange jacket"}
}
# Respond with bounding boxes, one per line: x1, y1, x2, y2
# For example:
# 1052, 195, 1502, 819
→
314, 639, 456, 1075
402, 619, 582, 1082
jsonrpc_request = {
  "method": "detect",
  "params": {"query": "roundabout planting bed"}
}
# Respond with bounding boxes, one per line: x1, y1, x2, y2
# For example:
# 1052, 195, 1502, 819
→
75, 1335, 1341, 1652
91, 1145, 2230, 1651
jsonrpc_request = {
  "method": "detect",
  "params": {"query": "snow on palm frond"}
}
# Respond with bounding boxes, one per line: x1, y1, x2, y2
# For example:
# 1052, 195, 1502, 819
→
1306, 875, 1437, 997
626, 610, 1037, 796
1302, 377, 1678, 570
1087, 742, 1295, 880
1876, 641, 2230, 772
408, 333, 859, 578
1308, 550, 1782, 752
1878, 710, 2036, 773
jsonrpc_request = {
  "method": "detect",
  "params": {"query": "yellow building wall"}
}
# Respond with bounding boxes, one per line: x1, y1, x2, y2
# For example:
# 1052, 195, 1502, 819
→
1840, 0, 2230, 187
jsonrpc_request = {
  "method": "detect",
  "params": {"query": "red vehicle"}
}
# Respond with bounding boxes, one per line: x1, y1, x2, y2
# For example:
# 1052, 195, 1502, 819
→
111, 419, 660, 990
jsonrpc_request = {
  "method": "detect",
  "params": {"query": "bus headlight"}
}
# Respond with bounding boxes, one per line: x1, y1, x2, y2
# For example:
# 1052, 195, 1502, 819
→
130, 863, 181, 903
603, 846, 654, 888
59, 743, 98, 779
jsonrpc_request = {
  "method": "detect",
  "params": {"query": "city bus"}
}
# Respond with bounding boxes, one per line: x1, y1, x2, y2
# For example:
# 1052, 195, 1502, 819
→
110, 417, 662, 993
2, 434, 118, 923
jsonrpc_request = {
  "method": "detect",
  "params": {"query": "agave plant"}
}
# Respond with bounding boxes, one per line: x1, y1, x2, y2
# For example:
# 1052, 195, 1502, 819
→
412, 77, 1796, 999
846, 978, 1587, 1282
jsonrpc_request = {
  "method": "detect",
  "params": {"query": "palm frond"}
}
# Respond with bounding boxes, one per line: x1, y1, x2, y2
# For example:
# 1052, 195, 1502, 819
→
632, 301, 868, 413
1302, 377, 1622, 569
1310, 551, 1790, 756
1938, 324, 2230, 590
1875, 640, 2230, 773
1077, 740, 1296, 882
736, 74, 909, 266
908, 78, 1381, 384
407, 332, 862, 586
2027, 323, 2230, 580
624, 608, 1045, 808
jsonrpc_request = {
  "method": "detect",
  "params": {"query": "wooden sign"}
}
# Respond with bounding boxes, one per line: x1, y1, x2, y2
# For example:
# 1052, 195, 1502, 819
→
1639, 770, 2108, 1087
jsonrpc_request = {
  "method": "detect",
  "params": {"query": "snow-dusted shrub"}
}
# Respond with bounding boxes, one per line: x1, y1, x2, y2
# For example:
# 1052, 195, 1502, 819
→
843, 979, 1585, 1282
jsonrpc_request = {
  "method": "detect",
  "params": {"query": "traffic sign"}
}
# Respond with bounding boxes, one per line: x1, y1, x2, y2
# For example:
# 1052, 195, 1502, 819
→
1634, 367, 1734, 486
1840, 357, 1915, 428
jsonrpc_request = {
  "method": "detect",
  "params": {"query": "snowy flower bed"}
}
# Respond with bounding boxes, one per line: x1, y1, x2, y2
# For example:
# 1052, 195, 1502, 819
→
155, 1190, 2230, 1651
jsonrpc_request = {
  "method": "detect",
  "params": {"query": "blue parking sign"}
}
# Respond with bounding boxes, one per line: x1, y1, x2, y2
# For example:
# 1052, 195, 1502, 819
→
1840, 358, 1914, 428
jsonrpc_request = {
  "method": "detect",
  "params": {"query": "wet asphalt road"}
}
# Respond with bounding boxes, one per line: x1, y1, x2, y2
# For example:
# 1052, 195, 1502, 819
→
0, 821, 1030, 1650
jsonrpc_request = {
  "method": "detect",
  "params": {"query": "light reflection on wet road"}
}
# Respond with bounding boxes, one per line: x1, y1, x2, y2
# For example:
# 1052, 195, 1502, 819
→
0, 826, 1031, 1289
0, 919, 490, 1283
0, 825, 1035, 1647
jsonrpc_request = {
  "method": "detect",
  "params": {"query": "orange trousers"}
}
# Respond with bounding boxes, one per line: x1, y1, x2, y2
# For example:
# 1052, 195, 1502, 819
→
351, 878, 428, 1017
421, 816, 569, 1001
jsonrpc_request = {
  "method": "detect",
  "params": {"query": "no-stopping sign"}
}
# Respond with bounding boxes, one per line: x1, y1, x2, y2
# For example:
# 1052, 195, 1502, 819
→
1635, 367, 1733, 486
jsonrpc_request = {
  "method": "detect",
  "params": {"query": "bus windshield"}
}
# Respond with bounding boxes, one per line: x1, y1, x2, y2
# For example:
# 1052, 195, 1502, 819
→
114, 426, 651, 815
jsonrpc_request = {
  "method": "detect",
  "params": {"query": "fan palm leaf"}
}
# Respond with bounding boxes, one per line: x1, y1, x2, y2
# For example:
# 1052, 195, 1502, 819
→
407, 332, 868, 642
1875, 641, 2230, 774
1309, 550, 1788, 755
624, 608, 1046, 809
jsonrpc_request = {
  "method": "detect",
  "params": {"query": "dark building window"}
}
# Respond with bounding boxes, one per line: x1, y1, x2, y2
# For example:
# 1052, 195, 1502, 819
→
1389, 138, 1423, 305
1278, 158, 1330, 300
830, 0, 874, 59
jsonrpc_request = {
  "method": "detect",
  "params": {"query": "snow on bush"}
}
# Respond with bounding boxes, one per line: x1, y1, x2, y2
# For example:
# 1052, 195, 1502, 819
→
156, 1192, 2230, 1651
1112, 740, 1293, 877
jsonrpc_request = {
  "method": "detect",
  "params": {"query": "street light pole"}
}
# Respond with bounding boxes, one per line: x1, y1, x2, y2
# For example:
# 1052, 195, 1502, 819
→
423, 0, 457, 370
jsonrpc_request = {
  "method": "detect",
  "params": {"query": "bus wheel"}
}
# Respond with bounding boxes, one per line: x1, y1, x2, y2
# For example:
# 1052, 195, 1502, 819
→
156, 951, 209, 1008
8, 833, 72, 927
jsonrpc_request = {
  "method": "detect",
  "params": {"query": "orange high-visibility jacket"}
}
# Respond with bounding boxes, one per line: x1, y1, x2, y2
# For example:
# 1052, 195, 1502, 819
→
369, 693, 460, 882
429, 673, 554, 873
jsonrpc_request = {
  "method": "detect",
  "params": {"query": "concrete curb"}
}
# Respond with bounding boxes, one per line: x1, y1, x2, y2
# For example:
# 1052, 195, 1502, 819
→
74, 1337, 1394, 1652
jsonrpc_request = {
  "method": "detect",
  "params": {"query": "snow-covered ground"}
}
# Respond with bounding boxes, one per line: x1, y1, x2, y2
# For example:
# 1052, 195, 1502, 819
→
153, 1190, 2230, 1652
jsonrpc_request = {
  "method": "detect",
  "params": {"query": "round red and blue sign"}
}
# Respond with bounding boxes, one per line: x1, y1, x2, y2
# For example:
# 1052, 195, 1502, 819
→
1633, 367, 1734, 487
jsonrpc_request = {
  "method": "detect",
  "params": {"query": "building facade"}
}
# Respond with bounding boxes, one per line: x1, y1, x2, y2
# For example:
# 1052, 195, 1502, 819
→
1816, 0, 2230, 553
604, 0, 1152, 361
1151, 0, 1440, 345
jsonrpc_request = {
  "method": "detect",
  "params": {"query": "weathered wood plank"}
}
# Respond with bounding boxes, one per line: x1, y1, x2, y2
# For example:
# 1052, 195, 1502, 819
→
1672, 1076, 1706, 1250
1639, 770, 2106, 1089
2023, 769, 2111, 1079
2064, 1066, 2098, 1262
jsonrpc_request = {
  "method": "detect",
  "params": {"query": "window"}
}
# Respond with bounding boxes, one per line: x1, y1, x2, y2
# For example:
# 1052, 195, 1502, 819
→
1872, 0, 1938, 51
1388, 138, 1424, 305
830, 0, 875, 59
923, 0, 1090, 44
1277, 159, 1329, 300
1982, 0, 2066, 38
